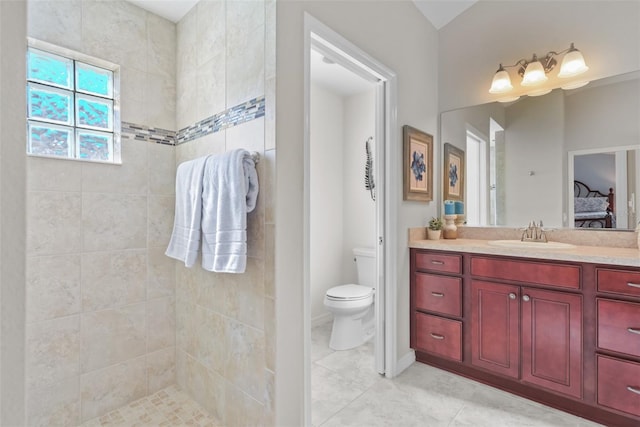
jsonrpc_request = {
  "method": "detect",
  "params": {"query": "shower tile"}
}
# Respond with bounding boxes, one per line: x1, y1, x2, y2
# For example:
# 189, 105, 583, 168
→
224, 257, 265, 329
147, 296, 176, 352
119, 66, 146, 103
196, 0, 226, 67
148, 195, 175, 247
27, 156, 82, 192
226, 24, 265, 107
176, 262, 202, 305
225, 109, 265, 154
26, 377, 80, 427
265, 79, 276, 150
80, 355, 147, 422
148, 142, 176, 196
176, 300, 196, 355
26, 315, 80, 390
147, 12, 176, 81
81, 250, 147, 312
27, 191, 82, 256
264, 296, 275, 371
193, 305, 226, 374
81, 138, 148, 195
26, 254, 81, 323
227, 0, 265, 39
225, 382, 265, 427
197, 53, 226, 121
147, 347, 176, 394
184, 353, 226, 422
80, 302, 146, 372
145, 72, 176, 131
224, 318, 266, 403
148, 246, 176, 299
265, 0, 276, 80
82, 0, 147, 72
27, 0, 83, 52
119, 96, 147, 128
264, 224, 275, 299
198, 270, 227, 314
82, 193, 147, 251
264, 368, 275, 425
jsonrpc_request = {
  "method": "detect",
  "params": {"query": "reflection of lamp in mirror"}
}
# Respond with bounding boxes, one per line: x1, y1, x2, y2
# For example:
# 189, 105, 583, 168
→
488, 43, 590, 97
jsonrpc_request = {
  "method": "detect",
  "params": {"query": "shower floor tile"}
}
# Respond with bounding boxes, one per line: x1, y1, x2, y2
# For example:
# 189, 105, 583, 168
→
80, 384, 221, 427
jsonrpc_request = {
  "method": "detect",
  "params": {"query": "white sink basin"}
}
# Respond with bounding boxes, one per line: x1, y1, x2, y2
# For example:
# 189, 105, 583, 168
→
487, 240, 576, 250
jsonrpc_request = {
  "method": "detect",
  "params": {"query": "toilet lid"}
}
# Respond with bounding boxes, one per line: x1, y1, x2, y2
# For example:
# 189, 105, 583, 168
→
326, 284, 372, 300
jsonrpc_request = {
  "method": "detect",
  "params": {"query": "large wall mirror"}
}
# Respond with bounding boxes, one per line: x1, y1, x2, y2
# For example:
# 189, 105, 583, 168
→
441, 71, 640, 230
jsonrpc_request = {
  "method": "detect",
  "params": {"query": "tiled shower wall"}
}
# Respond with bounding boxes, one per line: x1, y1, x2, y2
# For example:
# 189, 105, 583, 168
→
174, 0, 276, 425
25, 1, 177, 424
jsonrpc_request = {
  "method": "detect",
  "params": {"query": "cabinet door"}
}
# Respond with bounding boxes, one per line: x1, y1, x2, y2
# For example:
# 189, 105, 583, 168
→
521, 287, 582, 399
471, 280, 520, 379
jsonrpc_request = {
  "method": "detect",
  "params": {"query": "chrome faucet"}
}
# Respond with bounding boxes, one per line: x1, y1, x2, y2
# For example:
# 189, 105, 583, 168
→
521, 220, 547, 243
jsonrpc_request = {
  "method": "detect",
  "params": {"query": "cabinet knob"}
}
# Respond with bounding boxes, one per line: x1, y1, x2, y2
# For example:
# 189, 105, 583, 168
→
627, 327, 640, 335
431, 260, 445, 265
430, 333, 445, 340
509, 293, 516, 300
431, 292, 445, 298
522, 295, 531, 302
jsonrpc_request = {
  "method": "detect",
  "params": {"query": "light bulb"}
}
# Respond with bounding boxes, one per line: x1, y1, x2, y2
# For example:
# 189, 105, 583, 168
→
558, 45, 588, 78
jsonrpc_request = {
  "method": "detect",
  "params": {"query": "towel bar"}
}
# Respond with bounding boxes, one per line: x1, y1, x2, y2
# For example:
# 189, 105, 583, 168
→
250, 151, 260, 164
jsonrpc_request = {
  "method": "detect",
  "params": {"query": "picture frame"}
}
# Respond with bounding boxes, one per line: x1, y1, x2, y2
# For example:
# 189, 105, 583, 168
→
403, 125, 433, 202
443, 142, 465, 202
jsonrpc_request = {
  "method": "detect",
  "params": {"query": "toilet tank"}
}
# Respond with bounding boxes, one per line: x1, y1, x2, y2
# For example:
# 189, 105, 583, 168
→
353, 247, 376, 288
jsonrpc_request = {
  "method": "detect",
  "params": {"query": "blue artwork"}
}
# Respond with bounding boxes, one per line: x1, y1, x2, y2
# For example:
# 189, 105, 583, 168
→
411, 150, 426, 182
449, 163, 458, 187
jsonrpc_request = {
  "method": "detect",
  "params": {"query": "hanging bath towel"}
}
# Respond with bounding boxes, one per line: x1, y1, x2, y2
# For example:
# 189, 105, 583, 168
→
201, 149, 259, 273
165, 155, 210, 267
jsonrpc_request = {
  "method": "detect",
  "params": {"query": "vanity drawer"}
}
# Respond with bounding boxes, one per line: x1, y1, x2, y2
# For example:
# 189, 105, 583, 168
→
415, 252, 462, 274
470, 256, 580, 289
597, 268, 640, 298
597, 355, 640, 418
415, 273, 462, 317
415, 312, 462, 361
597, 299, 640, 357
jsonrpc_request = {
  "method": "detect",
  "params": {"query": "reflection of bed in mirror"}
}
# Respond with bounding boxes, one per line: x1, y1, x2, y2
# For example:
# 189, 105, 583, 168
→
573, 180, 615, 228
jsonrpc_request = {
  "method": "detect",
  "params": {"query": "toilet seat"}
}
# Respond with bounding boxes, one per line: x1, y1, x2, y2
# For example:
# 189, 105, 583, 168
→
326, 284, 373, 301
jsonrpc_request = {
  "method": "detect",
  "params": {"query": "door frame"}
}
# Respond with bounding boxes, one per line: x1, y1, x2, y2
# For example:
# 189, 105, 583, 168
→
303, 12, 399, 425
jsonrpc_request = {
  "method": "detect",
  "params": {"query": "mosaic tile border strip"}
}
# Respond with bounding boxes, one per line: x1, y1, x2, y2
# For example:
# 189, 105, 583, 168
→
121, 122, 176, 145
176, 95, 266, 145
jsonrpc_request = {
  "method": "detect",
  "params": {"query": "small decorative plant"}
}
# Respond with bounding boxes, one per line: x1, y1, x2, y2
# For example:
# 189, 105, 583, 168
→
428, 217, 444, 231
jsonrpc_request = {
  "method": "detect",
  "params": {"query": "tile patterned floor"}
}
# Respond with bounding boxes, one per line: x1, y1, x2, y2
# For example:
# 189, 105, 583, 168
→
311, 321, 603, 427
80, 385, 220, 427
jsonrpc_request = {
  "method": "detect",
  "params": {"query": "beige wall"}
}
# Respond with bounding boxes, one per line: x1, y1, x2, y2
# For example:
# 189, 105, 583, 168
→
275, 1, 439, 424
0, 0, 27, 425
439, 0, 640, 112
174, 0, 275, 425
25, 1, 177, 424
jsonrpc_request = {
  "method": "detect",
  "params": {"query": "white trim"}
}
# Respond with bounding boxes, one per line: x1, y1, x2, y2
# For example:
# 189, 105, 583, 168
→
395, 350, 416, 376
303, 12, 399, 425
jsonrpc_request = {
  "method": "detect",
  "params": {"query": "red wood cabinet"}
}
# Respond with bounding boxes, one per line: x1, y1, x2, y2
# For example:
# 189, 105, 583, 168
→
411, 248, 640, 427
470, 281, 583, 398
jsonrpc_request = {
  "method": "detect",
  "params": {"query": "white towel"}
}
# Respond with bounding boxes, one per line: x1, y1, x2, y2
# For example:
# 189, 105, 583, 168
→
201, 149, 259, 273
165, 155, 209, 267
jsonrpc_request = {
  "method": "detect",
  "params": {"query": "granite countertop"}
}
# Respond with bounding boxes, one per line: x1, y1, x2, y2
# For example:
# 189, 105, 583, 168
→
409, 238, 640, 267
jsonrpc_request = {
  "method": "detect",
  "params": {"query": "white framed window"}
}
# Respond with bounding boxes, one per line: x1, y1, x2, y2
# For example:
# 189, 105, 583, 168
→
26, 40, 121, 164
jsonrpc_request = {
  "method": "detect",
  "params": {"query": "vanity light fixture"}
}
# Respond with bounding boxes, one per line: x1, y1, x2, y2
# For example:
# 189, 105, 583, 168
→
489, 43, 589, 95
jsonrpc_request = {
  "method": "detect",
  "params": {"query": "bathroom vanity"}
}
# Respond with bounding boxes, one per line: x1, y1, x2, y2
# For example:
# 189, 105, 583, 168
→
409, 238, 640, 427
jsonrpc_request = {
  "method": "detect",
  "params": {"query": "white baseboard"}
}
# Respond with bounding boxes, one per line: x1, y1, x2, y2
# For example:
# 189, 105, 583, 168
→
311, 312, 333, 328
395, 350, 416, 376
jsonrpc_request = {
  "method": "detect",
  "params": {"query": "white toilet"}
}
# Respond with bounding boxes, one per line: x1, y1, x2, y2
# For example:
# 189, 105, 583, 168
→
324, 247, 376, 351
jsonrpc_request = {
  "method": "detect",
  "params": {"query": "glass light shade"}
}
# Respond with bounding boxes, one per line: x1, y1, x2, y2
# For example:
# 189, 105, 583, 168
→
558, 49, 589, 78
521, 61, 548, 86
497, 95, 520, 103
489, 69, 513, 94
561, 80, 590, 90
527, 88, 552, 97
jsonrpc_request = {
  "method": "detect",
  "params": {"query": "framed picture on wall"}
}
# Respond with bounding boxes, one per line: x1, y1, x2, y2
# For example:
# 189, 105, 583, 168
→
443, 142, 465, 201
403, 125, 433, 202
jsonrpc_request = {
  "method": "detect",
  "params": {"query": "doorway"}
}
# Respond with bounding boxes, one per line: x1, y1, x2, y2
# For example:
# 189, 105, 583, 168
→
303, 13, 398, 427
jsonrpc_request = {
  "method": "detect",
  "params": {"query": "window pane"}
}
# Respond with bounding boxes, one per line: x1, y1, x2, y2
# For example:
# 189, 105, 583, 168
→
77, 130, 113, 162
28, 122, 74, 157
27, 48, 73, 89
76, 94, 113, 131
76, 63, 113, 97
28, 83, 73, 125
